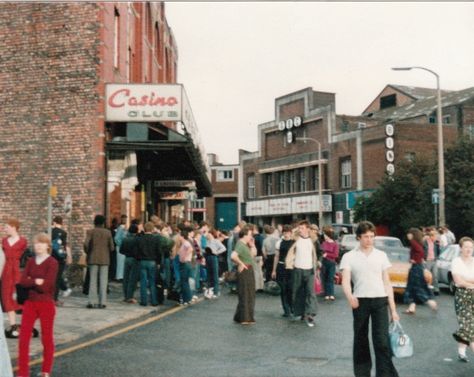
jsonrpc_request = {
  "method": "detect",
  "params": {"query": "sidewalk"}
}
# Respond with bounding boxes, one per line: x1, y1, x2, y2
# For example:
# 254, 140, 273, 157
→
4, 281, 179, 363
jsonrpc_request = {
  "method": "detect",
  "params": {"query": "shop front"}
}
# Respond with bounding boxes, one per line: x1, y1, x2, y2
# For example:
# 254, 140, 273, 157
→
105, 83, 211, 224
245, 193, 332, 227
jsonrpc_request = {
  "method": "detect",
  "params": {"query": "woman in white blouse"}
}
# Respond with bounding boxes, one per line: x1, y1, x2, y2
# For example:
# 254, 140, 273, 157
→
0, 246, 14, 377
451, 236, 474, 362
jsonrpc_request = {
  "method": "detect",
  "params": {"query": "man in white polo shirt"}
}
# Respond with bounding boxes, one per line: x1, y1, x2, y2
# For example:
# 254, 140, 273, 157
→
340, 221, 399, 377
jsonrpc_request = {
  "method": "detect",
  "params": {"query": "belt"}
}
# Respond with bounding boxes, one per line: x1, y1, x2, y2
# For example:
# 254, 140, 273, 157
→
278, 261, 285, 265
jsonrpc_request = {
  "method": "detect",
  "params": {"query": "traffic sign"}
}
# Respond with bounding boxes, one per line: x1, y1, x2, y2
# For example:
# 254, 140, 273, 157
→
432, 189, 440, 204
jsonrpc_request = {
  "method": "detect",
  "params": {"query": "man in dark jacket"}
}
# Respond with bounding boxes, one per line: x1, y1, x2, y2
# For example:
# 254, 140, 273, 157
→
137, 222, 162, 306
120, 224, 139, 303
84, 215, 115, 309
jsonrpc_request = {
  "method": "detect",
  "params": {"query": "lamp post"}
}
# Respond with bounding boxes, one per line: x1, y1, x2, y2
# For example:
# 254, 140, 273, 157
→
296, 137, 323, 229
391, 66, 445, 226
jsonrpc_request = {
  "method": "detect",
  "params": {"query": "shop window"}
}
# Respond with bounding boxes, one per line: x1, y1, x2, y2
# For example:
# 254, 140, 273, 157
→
247, 174, 256, 199
216, 169, 234, 182
340, 158, 352, 189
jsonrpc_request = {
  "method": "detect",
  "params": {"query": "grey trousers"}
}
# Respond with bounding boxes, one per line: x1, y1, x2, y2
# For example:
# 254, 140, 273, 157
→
425, 260, 439, 293
291, 268, 318, 317
88, 265, 109, 306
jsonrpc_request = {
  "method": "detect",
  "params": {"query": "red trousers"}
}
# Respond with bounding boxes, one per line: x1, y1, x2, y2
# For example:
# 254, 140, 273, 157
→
18, 300, 56, 377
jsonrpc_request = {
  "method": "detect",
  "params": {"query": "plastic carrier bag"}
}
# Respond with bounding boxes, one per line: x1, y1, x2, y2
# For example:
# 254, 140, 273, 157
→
389, 320, 413, 358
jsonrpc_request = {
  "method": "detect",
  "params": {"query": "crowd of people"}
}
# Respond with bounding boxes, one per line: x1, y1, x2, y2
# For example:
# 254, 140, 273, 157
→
0, 214, 473, 377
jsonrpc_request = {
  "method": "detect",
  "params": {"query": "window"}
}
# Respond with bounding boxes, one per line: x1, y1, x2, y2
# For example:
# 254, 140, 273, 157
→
341, 158, 352, 189
127, 47, 133, 82
380, 94, 396, 109
468, 125, 474, 141
312, 166, 320, 191
247, 174, 256, 199
443, 115, 451, 124
113, 7, 120, 69
277, 171, 287, 194
405, 152, 416, 162
216, 169, 234, 182
288, 170, 296, 193
299, 168, 307, 192
264, 174, 273, 196
192, 199, 205, 209
429, 114, 436, 124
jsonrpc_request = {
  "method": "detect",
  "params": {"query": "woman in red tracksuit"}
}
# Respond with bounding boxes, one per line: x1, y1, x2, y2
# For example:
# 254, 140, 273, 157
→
17, 233, 58, 377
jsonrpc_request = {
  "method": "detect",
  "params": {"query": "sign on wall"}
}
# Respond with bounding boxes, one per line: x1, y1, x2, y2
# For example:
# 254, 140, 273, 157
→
246, 194, 332, 216
106, 84, 182, 122
385, 124, 395, 175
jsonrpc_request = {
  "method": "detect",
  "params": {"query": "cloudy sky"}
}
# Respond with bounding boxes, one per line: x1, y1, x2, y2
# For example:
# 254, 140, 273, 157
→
166, 2, 474, 164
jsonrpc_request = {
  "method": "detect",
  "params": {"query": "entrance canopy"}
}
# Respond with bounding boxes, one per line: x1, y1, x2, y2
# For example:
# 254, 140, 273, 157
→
105, 84, 211, 197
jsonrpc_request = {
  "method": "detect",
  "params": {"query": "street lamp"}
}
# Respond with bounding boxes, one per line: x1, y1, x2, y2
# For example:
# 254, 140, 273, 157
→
391, 66, 446, 226
296, 137, 323, 229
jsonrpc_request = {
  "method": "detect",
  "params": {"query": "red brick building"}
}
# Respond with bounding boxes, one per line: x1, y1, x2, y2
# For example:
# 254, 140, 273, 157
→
240, 86, 474, 227
0, 2, 210, 253
203, 154, 239, 231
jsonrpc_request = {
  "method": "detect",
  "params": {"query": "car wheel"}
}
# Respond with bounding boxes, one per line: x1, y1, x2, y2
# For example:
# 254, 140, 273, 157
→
449, 276, 456, 295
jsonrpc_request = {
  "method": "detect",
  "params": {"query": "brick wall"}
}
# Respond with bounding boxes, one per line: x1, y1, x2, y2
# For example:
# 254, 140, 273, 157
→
0, 3, 103, 253
363, 86, 415, 114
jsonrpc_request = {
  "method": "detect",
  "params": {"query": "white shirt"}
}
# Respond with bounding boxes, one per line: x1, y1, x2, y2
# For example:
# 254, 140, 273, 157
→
340, 246, 391, 298
451, 256, 474, 288
294, 237, 314, 270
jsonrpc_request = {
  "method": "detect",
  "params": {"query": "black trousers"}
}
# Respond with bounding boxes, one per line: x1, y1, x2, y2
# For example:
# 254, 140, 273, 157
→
264, 255, 275, 282
352, 297, 399, 377
276, 264, 292, 315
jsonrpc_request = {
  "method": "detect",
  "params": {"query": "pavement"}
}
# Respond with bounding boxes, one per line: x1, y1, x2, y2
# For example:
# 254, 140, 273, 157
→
3, 280, 181, 364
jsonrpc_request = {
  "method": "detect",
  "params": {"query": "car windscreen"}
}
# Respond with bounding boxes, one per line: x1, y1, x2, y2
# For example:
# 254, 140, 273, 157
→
375, 239, 402, 249
384, 249, 410, 263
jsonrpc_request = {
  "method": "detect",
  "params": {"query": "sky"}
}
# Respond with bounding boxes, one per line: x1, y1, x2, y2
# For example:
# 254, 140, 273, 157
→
166, 2, 474, 164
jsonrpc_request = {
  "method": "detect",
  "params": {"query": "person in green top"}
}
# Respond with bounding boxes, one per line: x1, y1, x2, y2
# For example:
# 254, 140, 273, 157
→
231, 225, 257, 324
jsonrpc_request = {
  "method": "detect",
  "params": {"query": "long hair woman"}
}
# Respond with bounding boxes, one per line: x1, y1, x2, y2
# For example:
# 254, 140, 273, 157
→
404, 227, 437, 314
17, 233, 58, 377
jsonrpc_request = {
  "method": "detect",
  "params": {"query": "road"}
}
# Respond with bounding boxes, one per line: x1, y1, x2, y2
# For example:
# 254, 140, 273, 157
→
31, 287, 472, 377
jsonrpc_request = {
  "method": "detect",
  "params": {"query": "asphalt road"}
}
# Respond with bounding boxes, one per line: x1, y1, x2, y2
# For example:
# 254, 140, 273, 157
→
33, 287, 473, 377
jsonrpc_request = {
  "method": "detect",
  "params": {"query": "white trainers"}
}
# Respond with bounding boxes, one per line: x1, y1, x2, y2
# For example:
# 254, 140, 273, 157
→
62, 288, 72, 298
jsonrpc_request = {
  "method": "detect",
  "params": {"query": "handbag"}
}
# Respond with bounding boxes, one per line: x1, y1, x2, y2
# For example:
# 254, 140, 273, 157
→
223, 270, 237, 283
314, 269, 322, 294
389, 320, 414, 358
15, 283, 30, 305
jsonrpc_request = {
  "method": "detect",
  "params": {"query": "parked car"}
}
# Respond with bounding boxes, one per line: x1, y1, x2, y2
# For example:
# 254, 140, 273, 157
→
374, 236, 411, 295
436, 244, 460, 294
337, 234, 358, 263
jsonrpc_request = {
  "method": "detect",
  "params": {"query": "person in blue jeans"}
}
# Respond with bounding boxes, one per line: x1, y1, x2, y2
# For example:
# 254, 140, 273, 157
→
205, 229, 227, 298
178, 228, 194, 305
321, 227, 339, 301
136, 222, 162, 306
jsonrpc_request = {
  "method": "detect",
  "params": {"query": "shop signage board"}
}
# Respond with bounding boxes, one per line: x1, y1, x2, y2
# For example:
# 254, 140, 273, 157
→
159, 191, 188, 200
246, 194, 332, 216
154, 180, 195, 188
106, 84, 182, 122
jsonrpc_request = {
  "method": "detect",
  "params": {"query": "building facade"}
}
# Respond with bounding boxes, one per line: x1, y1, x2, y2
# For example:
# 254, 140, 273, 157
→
240, 86, 474, 228
203, 154, 239, 231
0, 2, 210, 253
